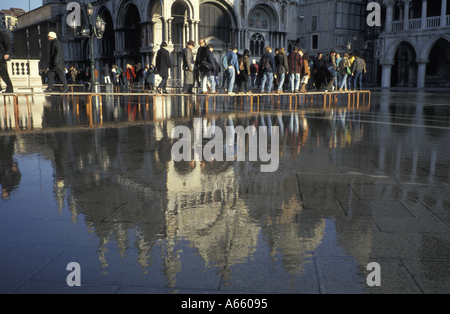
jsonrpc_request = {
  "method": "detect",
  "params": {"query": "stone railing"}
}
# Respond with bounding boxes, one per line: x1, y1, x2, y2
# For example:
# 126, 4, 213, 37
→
6, 59, 42, 92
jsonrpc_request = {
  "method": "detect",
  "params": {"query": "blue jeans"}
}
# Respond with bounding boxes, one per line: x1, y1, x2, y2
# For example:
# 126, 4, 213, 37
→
353, 71, 363, 90
339, 74, 348, 90
277, 73, 285, 91
201, 72, 215, 93
289, 73, 301, 92
251, 73, 257, 87
261, 72, 274, 93
226, 67, 235, 92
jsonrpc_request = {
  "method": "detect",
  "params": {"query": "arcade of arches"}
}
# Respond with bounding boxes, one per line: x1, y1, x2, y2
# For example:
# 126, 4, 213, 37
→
65, 0, 287, 83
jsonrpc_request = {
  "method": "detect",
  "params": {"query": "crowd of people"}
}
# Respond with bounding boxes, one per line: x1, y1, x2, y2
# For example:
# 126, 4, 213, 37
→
36, 35, 367, 95
184, 39, 367, 95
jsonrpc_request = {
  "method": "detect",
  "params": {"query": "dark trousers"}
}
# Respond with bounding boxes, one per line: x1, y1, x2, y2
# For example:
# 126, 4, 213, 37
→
325, 76, 335, 91
159, 76, 168, 91
183, 83, 193, 93
48, 69, 68, 90
0, 62, 13, 91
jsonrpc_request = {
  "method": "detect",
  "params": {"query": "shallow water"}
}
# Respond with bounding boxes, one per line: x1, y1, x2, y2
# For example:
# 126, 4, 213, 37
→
1, 91, 450, 294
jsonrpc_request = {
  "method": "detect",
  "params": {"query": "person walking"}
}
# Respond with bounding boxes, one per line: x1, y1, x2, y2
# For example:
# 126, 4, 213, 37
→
200, 44, 217, 94
250, 59, 258, 88
146, 65, 155, 91
300, 52, 311, 93
102, 63, 111, 84
351, 53, 366, 91
238, 49, 251, 94
182, 40, 195, 94
324, 49, 338, 93
155, 42, 172, 94
338, 53, 351, 92
0, 31, 13, 93
44, 32, 68, 93
259, 46, 276, 93
275, 47, 289, 93
313, 52, 326, 90
225, 46, 239, 94
123, 64, 136, 89
288, 46, 302, 93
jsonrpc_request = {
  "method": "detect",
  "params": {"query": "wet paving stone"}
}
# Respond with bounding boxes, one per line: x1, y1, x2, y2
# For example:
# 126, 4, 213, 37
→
1, 90, 450, 294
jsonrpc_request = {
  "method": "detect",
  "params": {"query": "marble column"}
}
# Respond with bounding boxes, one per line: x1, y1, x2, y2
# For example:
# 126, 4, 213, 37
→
441, 0, 447, 27
381, 59, 395, 87
416, 58, 428, 88
167, 17, 174, 44
384, 1, 395, 32
421, 0, 427, 29
403, 0, 411, 30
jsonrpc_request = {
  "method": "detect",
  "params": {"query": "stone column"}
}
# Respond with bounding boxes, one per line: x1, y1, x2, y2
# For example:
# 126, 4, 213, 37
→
421, 0, 427, 29
167, 17, 173, 45
403, 0, 411, 30
384, 0, 395, 32
159, 17, 167, 42
381, 59, 395, 87
188, 19, 193, 42
441, 0, 447, 27
416, 58, 428, 88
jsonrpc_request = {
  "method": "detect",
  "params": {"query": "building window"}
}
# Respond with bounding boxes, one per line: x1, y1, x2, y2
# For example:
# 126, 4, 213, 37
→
311, 16, 317, 32
312, 34, 318, 50
250, 33, 265, 56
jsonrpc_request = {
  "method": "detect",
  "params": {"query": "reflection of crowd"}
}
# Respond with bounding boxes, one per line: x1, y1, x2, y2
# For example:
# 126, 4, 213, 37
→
0, 137, 21, 200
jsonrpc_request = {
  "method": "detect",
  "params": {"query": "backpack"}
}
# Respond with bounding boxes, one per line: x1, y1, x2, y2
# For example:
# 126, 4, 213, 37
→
239, 56, 244, 71
326, 62, 338, 77
260, 55, 271, 71
222, 54, 229, 70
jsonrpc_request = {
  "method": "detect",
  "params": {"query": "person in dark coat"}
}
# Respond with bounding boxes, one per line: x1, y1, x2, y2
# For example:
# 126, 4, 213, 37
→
182, 40, 195, 94
199, 44, 217, 94
155, 42, 173, 94
0, 30, 14, 93
44, 32, 68, 93
313, 52, 326, 90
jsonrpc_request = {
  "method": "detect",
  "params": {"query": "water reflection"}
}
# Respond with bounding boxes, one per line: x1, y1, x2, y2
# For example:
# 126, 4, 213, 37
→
2, 91, 450, 292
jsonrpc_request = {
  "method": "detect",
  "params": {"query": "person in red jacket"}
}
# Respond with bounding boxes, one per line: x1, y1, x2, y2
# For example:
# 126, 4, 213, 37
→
123, 64, 136, 89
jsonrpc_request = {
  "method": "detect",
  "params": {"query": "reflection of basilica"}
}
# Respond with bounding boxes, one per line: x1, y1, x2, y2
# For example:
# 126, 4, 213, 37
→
6, 92, 450, 290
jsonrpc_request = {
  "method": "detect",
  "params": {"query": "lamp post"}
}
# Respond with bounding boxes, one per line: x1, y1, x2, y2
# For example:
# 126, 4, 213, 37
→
71, 2, 105, 93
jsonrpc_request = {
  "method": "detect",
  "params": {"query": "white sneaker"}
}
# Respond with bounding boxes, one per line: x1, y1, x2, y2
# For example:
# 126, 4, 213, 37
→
227, 92, 235, 95
332, 86, 335, 91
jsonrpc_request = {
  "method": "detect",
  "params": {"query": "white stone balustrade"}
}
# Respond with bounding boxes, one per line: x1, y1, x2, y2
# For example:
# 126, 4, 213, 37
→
4, 59, 42, 92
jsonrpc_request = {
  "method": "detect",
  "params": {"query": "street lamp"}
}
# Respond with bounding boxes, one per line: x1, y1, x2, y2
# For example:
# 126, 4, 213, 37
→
70, 2, 105, 93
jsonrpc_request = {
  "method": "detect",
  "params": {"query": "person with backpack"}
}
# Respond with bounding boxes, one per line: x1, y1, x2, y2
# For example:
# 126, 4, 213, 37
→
225, 46, 240, 94
259, 46, 276, 94
338, 53, 351, 92
275, 47, 289, 93
200, 44, 217, 94
238, 49, 251, 94
324, 49, 338, 93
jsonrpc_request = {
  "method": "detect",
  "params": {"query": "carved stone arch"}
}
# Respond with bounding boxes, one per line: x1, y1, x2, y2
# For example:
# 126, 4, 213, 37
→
419, 34, 450, 61
247, 2, 279, 31
385, 37, 420, 61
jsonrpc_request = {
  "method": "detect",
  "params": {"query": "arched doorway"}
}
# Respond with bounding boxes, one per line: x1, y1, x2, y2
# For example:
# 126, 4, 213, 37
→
425, 38, 450, 87
119, 3, 141, 65
98, 7, 115, 67
199, 2, 233, 44
392, 42, 417, 87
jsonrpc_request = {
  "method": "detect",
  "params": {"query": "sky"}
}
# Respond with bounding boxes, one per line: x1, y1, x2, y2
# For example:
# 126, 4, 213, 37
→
3, 0, 42, 12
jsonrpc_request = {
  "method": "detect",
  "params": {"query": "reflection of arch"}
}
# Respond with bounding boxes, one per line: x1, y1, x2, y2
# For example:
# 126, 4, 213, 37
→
392, 41, 417, 87
199, 1, 236, 44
